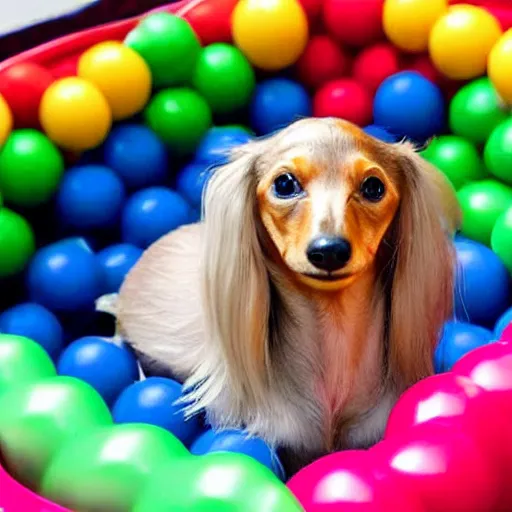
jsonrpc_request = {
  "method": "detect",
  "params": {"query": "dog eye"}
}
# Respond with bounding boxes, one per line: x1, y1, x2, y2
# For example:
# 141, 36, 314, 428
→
360, 176, 385, 202
273, 173, 304, 199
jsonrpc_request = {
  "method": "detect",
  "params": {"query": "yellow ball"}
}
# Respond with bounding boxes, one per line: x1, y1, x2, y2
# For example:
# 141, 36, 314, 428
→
429, 5, 502, 80
383, 0, 447, 53
40, 77, 112, 152
78, 41, 152, 121
0, 94, 12, 148
232, 0, 308, 71
489, 29, 512, 105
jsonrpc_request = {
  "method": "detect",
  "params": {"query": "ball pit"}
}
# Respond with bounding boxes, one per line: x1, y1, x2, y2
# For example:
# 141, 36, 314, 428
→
0, 0, 512, 511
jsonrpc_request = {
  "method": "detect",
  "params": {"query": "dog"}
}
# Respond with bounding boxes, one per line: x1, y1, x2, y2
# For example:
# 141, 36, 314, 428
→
111, 117, 460, 475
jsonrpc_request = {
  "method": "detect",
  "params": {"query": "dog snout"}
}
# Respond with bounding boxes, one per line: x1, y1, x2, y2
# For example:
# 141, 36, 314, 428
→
306, 236, 352, 272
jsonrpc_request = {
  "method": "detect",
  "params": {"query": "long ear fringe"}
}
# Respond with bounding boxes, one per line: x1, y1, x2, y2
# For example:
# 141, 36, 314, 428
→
387, 142, 459, 390
182, 141, 272, 422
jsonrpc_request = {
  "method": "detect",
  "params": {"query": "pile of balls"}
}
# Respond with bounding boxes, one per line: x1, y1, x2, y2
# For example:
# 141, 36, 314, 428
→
0, 0, 511, 510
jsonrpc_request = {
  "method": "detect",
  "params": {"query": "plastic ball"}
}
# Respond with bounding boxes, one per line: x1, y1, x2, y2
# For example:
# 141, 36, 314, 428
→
0, 62, 54, 128
371, 423, 500, 512
288, 450, 426, 512
420, 135, 486, 190
0, 208, 35, 278
457, 179, 512, 246
295, 35, 350, 90
453, 238, 511, 326
103, 124, 168, 189
57, 336, 138, 406
489, 29, 512, 105
121, 187, 192, 249
56, 165, 125, 230
0, 376, 112, 490
373, 71, 445, 141
434, 321, 494, 372
192, 43, 255, 114
383, 0, 447, 53
502, 323, 512, 342
429, 5, 502, 80
363, 124, 399, 143
298, 0, 323, 20
0, 93, 12, 146
232, 0, 309, 71
144, 88, 212, 154
484, 118, 512, 186
191, 429, 285, 479
352, 42, 401, 94
492, 205, 512, 273
195, 125, 253, 166
113, 377, 202, 446
97, 243, 143, 294
175, 162, 212, 210
125, 12, 201, 88
27, 237, 103, 312
0, 333, 56, 392
323, 0, 384, 47
401, 53, 443, 84
133, 452, 300, 512
0, 303, 63, 360
495, 306, 512, 338
78, 41, 151, 120
39, 76, 112, 151
0, 129, 64, 207
314, 79, 372, 127
250, 78, 312, 135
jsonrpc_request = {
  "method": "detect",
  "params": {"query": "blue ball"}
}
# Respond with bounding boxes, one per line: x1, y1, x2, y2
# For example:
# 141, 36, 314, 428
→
363, 124, 399, 143
373, 71, 445, 142
103, 124, 168, 189
495, 306, 512, 339
454, 238, 511, 326
250, 78, 312, 135
121, 187, 192, 249
195, 126, 253, 166
27, 238, 103, 313
56, 165, 126, 230
57, 336, 139, 406
97, 243, 143, 294
0, 302, 63, 360
175, 162, 212, 210
112, 377, 202, 446
191, 429, 285, 480
434, 321, 494, 373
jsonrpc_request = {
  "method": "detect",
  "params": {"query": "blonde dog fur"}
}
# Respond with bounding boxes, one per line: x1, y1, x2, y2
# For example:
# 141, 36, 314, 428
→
114, 118, 460, 474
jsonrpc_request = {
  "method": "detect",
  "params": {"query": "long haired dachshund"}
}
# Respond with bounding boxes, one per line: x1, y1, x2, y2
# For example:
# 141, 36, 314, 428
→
112, 118, 460, 474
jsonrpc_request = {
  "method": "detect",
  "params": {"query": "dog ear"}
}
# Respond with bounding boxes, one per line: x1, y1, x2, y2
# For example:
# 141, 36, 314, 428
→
192, 139, 272, 415
387, 142, 459, 390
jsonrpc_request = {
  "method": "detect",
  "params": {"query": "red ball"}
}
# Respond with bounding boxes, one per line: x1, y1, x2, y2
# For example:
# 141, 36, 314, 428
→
372, 424, 501, 512
323, 0, 384, 47
0, 62, 54, 128
287, 450, 426, 512
352, 43, 401, 93
313, 79, 372, 126
401, 54, 441, 84
296, 35, 350, 90
298, 0, 324, 20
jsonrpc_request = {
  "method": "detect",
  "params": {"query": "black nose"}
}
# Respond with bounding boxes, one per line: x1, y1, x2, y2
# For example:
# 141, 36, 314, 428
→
306, 236, 352, 272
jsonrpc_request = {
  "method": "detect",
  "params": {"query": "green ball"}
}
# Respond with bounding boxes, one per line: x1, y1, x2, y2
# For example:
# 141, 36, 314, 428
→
491, 205, 512, 274
0, 207, 35, 277
0, 376, 112, 491
193, 43, 256, 114
145, 88, 212, 154
125, 13, 201, 88
484, 118, 512, 185
421, 135, 487, 190
0, 129, 64, 207
457, 179, 512, 246
41, 423, 189, 512
133, 452, 303, 512
449, 77, 508, 144
0, 334, 56, 392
